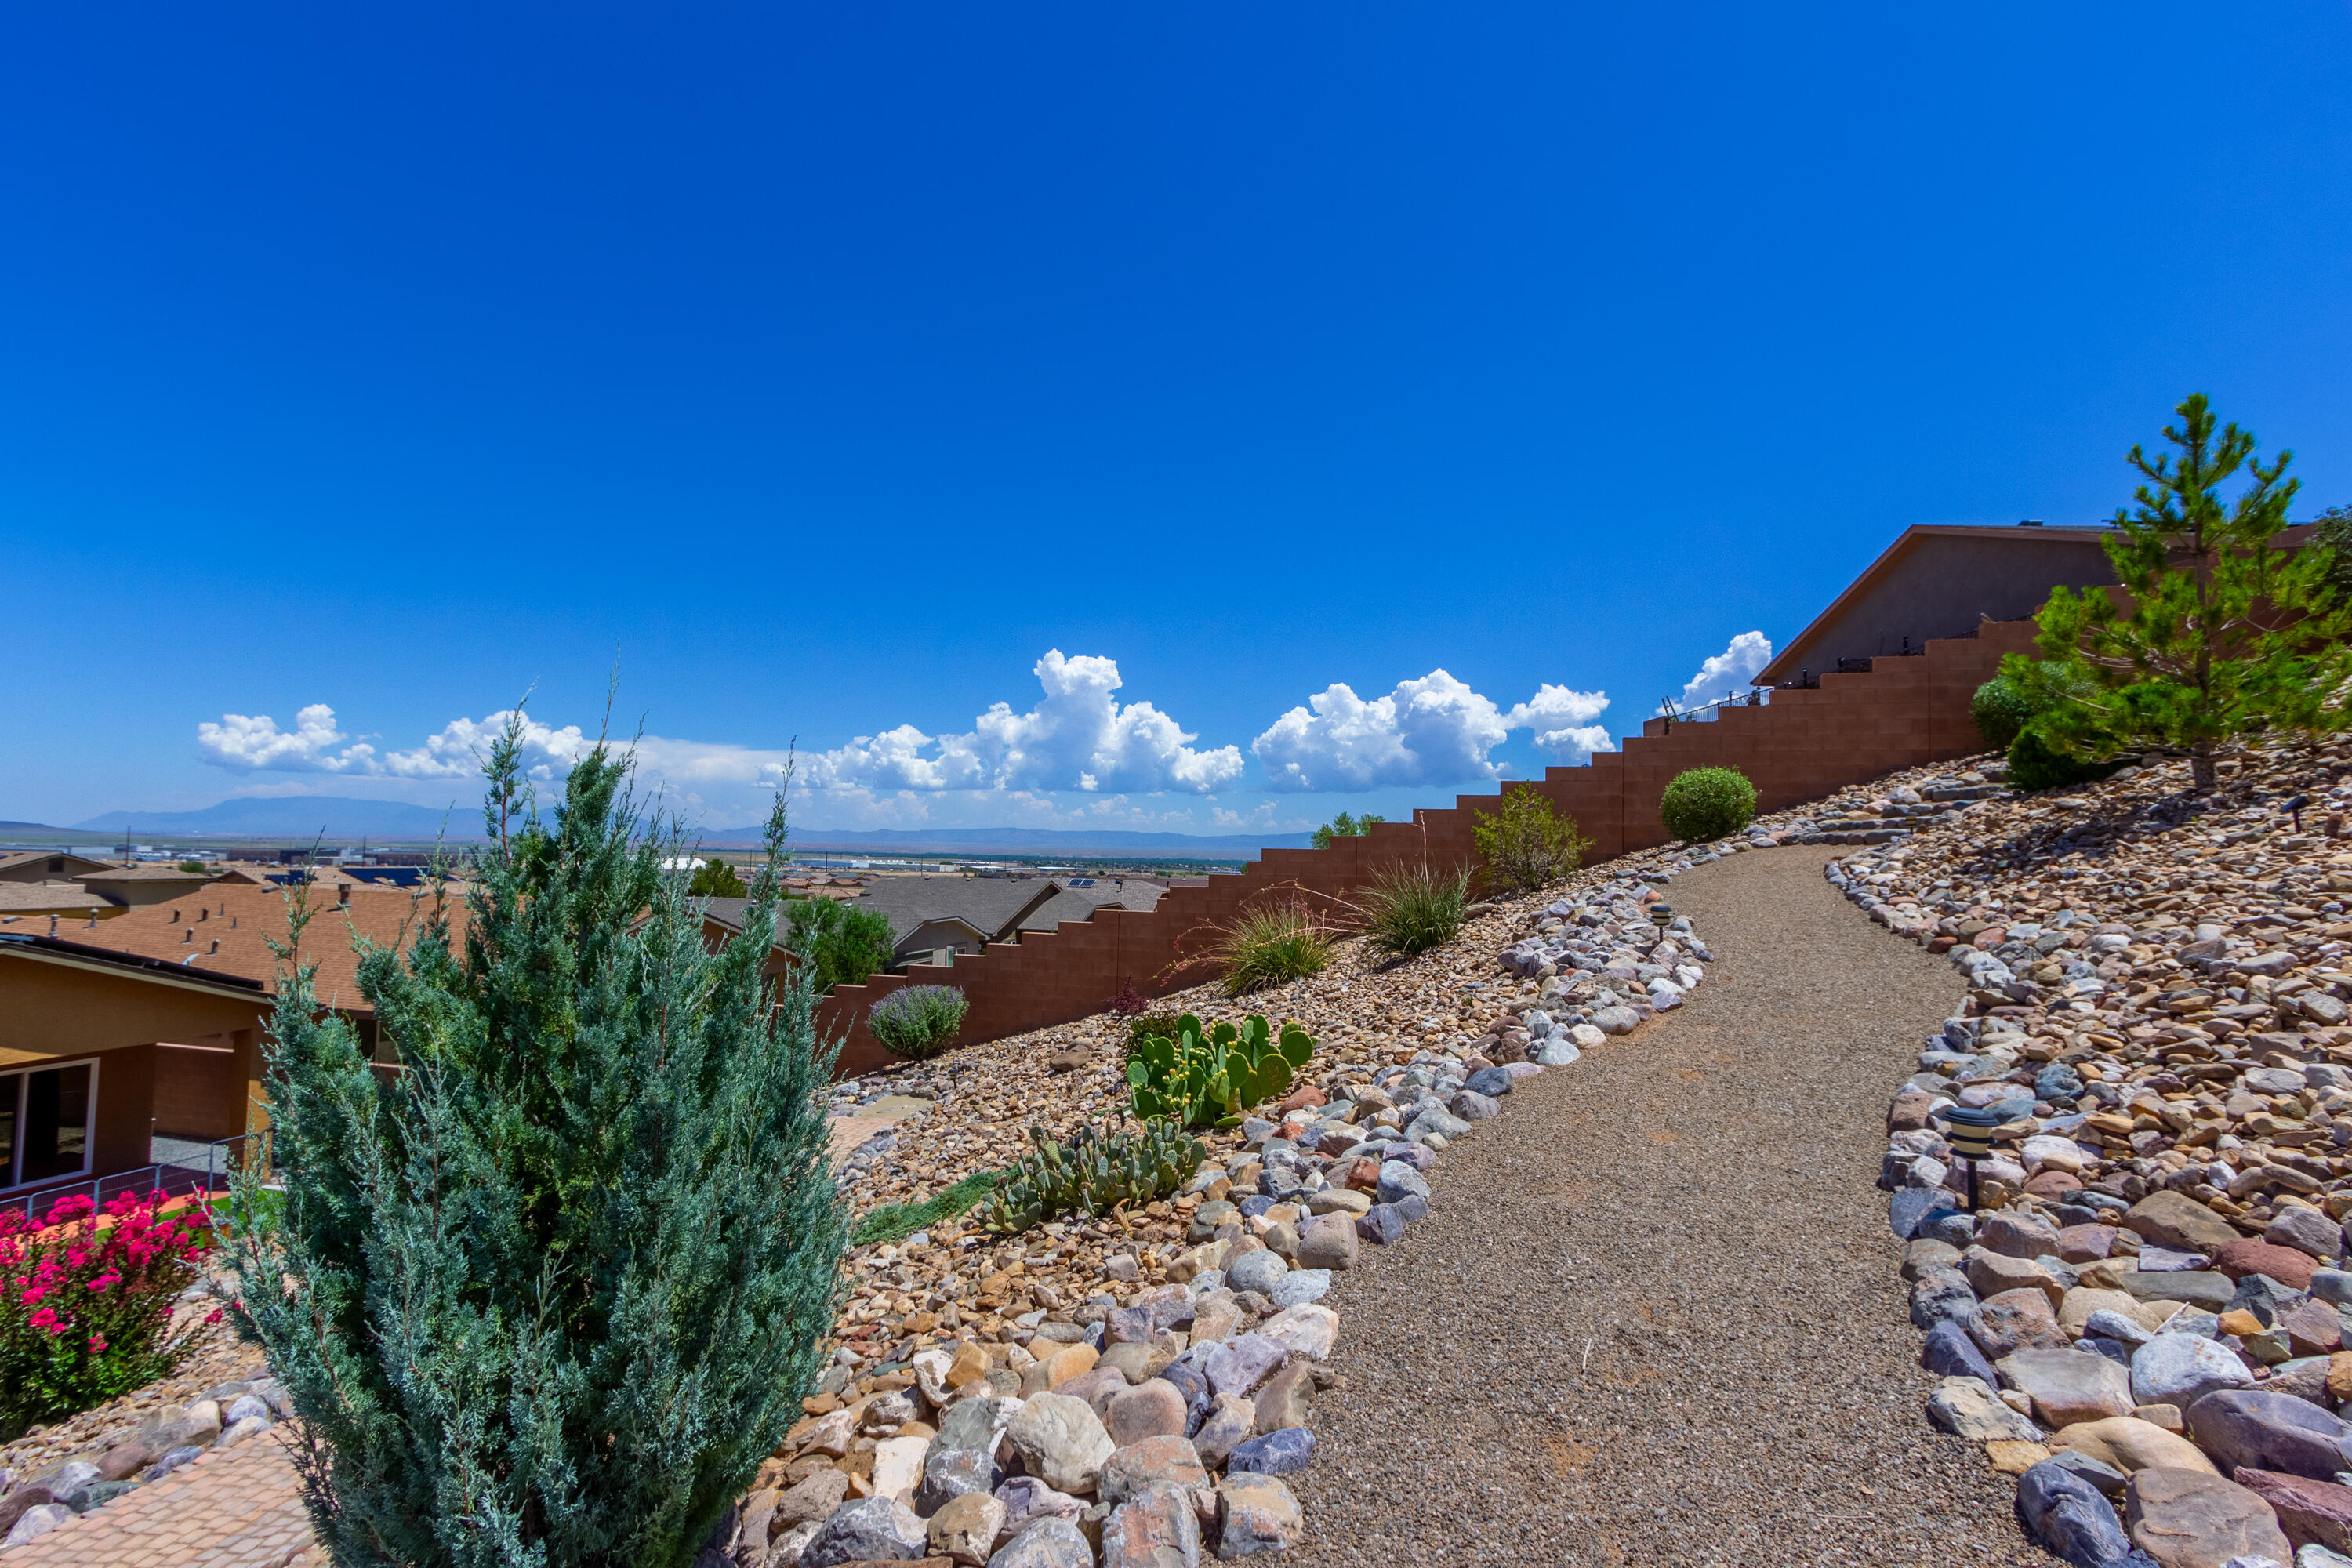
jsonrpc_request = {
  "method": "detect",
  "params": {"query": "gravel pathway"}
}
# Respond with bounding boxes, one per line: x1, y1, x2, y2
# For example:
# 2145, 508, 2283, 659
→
1286, 845, 2060, 1567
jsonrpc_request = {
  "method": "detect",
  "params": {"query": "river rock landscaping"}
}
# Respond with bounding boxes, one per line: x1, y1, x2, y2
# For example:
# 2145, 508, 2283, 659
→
724, 834, 1748, 1568
1837, 733, 2352, 1568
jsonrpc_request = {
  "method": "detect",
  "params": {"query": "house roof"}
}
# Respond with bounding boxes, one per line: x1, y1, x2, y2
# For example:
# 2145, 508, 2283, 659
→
0, 883, 117, 915
75, 864, 222, 886
0, 850, 116, 880
0, 931, 269, 996
1754, 524, 2118, 685
16, 883, 458, 1015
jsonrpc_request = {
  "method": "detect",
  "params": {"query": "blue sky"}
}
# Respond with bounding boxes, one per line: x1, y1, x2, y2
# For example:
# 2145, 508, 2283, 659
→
5, 3, 2350, 837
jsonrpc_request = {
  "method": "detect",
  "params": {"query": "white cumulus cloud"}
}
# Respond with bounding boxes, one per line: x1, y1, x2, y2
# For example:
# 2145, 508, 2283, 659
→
1677, 631, 1773, 710
801, 651, 1244, 795
1501, 684, 1616, 764
198, 704, 376, 772
382, 712, 597, 781
1255, 671, 1621, 790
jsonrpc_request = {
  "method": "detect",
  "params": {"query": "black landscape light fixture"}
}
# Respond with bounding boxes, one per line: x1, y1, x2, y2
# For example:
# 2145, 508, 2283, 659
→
1649, 902, 1675, 934
1940, 1105, 2004, 1210
2287, 794, 2310, 832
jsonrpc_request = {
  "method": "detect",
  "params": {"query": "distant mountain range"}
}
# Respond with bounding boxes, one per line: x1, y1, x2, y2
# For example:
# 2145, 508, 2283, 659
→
71, 796, 475, 839
45, 797, 1312, 859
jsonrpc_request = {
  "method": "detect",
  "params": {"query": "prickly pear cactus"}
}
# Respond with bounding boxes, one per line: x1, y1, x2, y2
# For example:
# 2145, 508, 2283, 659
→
1124, 1011, 1318, 1129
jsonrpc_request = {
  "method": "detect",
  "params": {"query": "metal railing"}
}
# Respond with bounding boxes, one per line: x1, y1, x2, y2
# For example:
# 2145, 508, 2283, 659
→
2, 1129, 272, 1225
1655, 687, 1773, 728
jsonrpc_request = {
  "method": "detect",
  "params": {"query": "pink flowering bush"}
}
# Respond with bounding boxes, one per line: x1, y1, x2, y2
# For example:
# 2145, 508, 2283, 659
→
0, 1190, 212, 1436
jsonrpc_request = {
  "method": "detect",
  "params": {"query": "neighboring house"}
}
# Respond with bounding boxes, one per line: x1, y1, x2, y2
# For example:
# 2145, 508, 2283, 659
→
0, 850, 116, 884
0, 881, 123, 920
0, 930, 273, 1200
1755, 523, 2122, 686
2, 884, 448, 1148
71, 863, 221, 909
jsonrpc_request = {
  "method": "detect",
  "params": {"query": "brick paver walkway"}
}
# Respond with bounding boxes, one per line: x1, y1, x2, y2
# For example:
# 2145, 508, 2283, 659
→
5, 1434, 314, 1568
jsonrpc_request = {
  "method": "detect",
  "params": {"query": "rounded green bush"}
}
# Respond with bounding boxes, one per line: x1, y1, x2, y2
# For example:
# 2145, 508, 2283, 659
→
1969, 677, 2037, 750
1659, 766, 1758, 843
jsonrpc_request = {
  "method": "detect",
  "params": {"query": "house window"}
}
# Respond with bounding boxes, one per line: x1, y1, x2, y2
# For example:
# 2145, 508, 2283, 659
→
1, 1059, 98, 1190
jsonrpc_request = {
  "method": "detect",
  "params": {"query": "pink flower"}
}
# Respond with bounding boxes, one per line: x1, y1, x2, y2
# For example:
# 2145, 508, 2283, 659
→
85, 1271, 120, 1294
87, 1334, 107, 1352
29, 1306, 62, 1334
20, 1286, 45, 1307
204, 1308, 224, 1325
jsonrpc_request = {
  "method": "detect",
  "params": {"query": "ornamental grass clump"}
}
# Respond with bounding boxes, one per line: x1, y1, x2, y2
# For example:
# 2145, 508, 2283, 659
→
226, 717, 848, 1568
1, 1189, 212, 1439
1659, 766, 1758, 842
1210, 900, 1334, 994
1359, 862, 1471, 960
867, 984, 969, 1058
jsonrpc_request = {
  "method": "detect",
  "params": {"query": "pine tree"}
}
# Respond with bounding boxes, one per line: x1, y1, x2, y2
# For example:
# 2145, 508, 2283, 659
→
2031, 393, 2352, 790
227, 715, 846, 1568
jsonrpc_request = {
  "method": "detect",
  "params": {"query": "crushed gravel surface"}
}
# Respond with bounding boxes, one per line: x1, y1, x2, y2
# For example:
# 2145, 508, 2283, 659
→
1285, 845, 2060, 1567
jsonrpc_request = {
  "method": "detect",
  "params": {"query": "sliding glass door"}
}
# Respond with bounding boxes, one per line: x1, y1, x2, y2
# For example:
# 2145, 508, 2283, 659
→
1, 1059, 97, 1190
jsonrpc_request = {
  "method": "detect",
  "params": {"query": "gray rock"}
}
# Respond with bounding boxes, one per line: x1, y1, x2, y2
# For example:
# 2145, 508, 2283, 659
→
986, 1515, 1095, 1568
1465, 1066, 1513, 1098
915, 1444, 1003, 1518
1206, 1336, 1290, 1399
2042, 1450, 2131, 1500
1294, 1214, 1357, 1272
802, 1496, 928, 1567
1911, 1266, 1979, 1330
1448, 1090, 1501, 1122
1892, 1187, 1963, 1240
993, 1475, 1088, 1537
1228, 1428, 1316, 1475
1592, 1006, 1642, 1035
1268, 1269, 1330, 1309
1225, 1250, 1289, 1298
936, 1396, 1025, 1459
2267, 1207, 2343, 1263
1374, 1163, 1431, 1207
2132, 1329, 2256, 1410
1926, 1375, 2043, 1442
1921, 1320, 1999, 1385
2, 1505, 73, 1548
2016, 1458, 2153, 1568
2186, 1388, 2352, 1481
1006, 1394, 1116, 1495
2310, 1269, 2352, 1308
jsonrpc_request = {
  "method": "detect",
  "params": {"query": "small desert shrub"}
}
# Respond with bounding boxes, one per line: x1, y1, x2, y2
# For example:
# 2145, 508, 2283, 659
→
1212, 902, 1334, 994
1472, 787, 1593, 895
1660, 767, 1758, 842
868, 985, 969, 1058
1359, 862, 1470, 959
1105, 980, 1148, 1017
982, 1120, 1206, 1234
2, 1190, 212, 1439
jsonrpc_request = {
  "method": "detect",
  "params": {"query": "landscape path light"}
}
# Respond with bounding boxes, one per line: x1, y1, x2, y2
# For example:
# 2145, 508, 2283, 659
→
1650, 903, 1675, 934
1940, 1105, 2005, 1211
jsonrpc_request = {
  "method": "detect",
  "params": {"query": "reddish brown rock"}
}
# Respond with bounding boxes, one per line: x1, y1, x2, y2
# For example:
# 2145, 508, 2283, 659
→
2281, 1296, 2344, 1358
2231, 1467, 2352, 1554
2127, 1466, 2292, 1568
1889, 1091, 1935, 1134
2212, 1238, 2321, 1290
2057, 1224, 2121, 1262
2027, 1170, 2085, 1197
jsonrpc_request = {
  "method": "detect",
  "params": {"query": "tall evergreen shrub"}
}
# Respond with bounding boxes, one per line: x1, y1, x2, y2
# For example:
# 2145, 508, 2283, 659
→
227, 717, 847, 1568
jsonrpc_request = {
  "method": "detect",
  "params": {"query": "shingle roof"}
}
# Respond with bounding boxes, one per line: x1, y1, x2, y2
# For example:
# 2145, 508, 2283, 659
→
76, 865, 222, 885
0, 883, 116, 915
22, 884, 461, 1015
0, 850, 116, 879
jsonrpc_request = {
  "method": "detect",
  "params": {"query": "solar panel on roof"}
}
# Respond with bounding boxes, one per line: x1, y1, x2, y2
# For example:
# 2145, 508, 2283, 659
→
1065, 877, 1095, 887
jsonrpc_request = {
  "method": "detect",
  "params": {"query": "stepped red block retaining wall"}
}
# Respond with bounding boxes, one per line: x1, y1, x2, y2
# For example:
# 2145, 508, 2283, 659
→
816, 617, 2040, 1075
